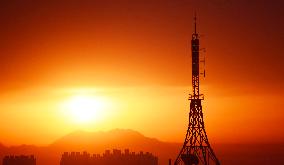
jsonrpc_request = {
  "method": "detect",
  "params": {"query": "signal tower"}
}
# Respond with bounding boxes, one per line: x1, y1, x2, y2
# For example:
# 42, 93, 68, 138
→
174, 15, 220, 165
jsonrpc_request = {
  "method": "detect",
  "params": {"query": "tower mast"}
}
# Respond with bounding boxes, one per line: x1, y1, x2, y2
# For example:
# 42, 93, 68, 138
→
174, 15, 220, 165
191, 13, 200, 100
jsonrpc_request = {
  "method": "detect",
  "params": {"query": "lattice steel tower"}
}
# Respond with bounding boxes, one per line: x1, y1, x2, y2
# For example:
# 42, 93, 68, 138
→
174, 16, 220, 165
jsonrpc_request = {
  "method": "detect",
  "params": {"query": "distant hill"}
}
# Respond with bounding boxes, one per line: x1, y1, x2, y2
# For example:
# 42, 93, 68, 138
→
49, 129, 180, 165
0, 129, 284, 165
0, 129, 180, 165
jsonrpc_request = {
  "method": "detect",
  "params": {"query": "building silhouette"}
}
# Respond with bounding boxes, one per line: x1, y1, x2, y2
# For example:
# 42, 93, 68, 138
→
2, 155, 36, 165
60, 149, 158, 165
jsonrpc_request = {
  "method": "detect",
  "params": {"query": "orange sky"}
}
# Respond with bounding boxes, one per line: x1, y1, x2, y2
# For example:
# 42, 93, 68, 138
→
0, 0, 284, 146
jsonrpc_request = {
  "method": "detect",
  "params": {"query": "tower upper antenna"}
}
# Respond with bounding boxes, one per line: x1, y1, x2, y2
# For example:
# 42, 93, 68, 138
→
194, 12, 197, 34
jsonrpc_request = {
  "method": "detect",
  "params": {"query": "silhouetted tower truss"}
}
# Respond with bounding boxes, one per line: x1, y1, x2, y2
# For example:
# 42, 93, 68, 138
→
174, 16, 220, 165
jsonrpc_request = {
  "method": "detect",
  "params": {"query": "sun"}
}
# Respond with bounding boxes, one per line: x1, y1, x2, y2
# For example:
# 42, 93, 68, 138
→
61, 95, 107, 124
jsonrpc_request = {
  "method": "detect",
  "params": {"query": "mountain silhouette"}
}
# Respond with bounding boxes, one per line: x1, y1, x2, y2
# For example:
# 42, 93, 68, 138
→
49, 129, 179, 165
0, 129, 179, 165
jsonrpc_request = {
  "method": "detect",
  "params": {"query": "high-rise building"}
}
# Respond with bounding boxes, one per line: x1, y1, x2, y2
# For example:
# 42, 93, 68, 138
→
60, 149, 158, 165
2, 155, 36, 165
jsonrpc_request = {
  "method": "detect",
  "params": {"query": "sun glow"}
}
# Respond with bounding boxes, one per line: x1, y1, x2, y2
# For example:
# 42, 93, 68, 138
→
61, 95, 108, 124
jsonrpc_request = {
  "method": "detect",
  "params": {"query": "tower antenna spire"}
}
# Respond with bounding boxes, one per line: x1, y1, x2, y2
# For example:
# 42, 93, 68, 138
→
194, 12, 197, 34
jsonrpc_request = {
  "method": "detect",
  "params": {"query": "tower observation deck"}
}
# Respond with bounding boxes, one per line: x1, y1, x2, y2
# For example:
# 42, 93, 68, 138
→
174, 15, 220, 165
